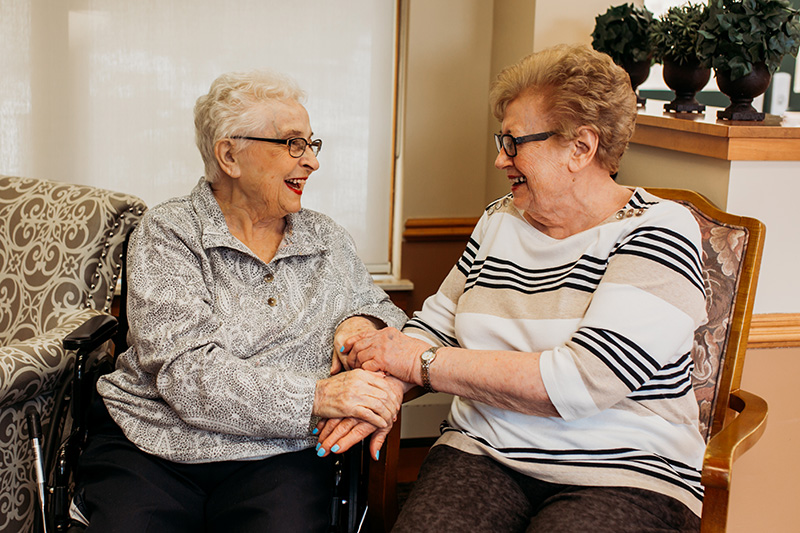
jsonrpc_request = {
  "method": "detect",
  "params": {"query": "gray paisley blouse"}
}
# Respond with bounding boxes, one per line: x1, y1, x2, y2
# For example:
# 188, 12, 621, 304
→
98, 179, 407, 463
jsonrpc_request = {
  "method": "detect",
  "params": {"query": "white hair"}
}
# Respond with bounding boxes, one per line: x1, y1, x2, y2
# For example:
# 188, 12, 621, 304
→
193, 70, 306, 183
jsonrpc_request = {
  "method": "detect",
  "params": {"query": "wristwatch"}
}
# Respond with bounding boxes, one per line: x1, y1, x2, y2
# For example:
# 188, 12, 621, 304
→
420, 346, 440, 393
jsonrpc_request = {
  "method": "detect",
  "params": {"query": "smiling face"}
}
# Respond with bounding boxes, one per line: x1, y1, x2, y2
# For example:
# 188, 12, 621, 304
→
494, 91, 573, 227
230, 99, 320, 220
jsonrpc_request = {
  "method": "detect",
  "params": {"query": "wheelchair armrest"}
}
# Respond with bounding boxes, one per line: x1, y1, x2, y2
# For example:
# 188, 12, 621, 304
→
701, 388, 768, 490
63, 314, 118, 352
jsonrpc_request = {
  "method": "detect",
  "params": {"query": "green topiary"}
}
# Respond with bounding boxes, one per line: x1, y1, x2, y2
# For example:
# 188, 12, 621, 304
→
697, 0, 800, 80
650, 2, 709, 65
591, 3, 654, 65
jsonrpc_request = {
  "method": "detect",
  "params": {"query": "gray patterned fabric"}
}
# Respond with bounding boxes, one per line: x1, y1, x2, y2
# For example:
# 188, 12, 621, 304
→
0, 175, 146, 533
99, 179, 408, 463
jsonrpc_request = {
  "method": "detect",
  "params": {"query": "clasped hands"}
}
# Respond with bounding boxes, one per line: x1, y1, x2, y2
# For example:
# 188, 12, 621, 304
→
314, 322, 431, 460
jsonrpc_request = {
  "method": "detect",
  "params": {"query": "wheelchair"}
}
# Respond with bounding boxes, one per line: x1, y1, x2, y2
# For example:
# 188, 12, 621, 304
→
28, 314, 371, 533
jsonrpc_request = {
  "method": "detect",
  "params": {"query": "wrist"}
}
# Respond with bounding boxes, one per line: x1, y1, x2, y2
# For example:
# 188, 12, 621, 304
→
419, 346, 440, 393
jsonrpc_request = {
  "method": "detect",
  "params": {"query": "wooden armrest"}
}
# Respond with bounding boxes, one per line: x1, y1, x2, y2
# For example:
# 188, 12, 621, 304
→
702, 389, 768, 490
403, 385, 427, 403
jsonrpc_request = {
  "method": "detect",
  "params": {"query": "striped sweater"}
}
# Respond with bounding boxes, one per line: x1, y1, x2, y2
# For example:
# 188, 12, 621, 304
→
404, 188, 708, 516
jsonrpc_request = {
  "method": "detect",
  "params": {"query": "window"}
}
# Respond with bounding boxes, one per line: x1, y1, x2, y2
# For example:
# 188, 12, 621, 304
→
0, 0, 400, 273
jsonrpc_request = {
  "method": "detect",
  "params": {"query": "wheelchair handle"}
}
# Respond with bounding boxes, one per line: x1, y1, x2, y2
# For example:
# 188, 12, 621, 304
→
26, 411, 49, 533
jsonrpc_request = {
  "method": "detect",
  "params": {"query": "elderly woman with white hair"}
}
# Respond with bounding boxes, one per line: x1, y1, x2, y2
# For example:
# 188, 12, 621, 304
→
73, 70, 408, 532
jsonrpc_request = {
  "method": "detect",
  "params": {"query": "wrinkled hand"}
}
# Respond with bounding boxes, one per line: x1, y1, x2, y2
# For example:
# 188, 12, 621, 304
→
330, 316, 384, 374
313, 369, 401, 429
314, 375, 406, 460
343, 327, 431, 384
314, 418, 391, 461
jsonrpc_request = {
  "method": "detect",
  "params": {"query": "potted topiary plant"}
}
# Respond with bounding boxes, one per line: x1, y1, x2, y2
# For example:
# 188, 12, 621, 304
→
697, 0, 800, 120
591, 3, 654, 106
650, 2, 711, 113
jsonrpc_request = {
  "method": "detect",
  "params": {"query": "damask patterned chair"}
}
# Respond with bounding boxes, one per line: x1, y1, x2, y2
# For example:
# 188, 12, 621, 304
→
0, 176, 146, 533
369, 187, 767, 533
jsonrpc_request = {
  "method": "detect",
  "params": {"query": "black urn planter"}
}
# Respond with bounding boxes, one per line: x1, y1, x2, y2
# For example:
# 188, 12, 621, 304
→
622, 59, 651, 107
662, 58, 711, 114
716, 62, 772, 121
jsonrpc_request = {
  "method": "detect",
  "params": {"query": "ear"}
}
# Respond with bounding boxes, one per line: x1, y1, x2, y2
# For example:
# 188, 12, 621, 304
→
214, 139, 241, 178
567, 126, 599, 173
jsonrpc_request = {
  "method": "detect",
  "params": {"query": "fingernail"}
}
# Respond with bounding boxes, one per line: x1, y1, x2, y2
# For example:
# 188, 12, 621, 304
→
339, 346, 345, 353
375, 450, 380, 460
331, 444, 340, 453
317, 447, 326, 457
315, 443, 321, 451
312, 428, 319, 435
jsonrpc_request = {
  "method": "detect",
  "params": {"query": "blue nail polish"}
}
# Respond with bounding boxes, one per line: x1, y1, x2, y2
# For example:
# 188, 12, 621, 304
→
376, 450, 380, 460
317, 447, 326, 457
315, 443, 321, 451
339, 346, 345, 353
312, 428, 319, 435
331, 444, 340, 453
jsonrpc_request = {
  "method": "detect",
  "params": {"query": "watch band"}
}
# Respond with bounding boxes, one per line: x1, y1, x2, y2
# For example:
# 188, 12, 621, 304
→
420, 346, 440, 393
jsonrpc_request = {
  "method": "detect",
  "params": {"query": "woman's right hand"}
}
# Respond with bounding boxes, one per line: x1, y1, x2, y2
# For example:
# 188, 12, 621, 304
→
312, 369, 402, 429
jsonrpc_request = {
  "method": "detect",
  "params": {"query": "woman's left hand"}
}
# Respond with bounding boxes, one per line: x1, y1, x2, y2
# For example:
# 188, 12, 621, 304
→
314, 374, 406, 460
314, 417, 391, 461
331, 316, 385, 374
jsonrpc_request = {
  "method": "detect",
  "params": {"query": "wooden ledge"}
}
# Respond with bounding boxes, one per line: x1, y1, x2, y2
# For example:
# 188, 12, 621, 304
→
403, 217, 479, 242
748, 313, 800, 349
632, 100, 800, 161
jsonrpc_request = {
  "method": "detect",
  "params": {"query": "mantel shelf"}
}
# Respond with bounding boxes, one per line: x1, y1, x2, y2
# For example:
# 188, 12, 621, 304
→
631, 100, 800, 161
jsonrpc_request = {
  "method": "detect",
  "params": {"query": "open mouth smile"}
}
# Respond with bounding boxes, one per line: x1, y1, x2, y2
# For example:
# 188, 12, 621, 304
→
285, 177, 307, 195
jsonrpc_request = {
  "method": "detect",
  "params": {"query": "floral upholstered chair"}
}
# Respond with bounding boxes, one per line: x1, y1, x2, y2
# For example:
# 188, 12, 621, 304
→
0, 176, 146, 533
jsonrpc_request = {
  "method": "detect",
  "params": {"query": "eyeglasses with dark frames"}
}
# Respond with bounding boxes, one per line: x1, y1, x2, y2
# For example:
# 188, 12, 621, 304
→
231, 136, 322, 158
494, 131, 555, 158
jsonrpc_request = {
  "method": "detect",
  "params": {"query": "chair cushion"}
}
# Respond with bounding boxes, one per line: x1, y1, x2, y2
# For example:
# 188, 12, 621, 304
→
685, 204, 748, 440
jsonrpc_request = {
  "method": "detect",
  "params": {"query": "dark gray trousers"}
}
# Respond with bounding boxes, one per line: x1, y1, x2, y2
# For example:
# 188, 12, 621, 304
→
393, 445, 700, 533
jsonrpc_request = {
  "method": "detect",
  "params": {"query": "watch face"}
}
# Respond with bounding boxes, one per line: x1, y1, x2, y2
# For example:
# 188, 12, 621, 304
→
422, 350, 434, 363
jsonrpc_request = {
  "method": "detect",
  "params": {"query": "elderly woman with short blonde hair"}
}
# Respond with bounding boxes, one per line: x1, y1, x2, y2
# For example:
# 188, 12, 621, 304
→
326, 44, 706, 532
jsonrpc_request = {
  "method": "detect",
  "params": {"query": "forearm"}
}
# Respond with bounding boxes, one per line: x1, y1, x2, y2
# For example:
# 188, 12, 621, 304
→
423, 347, 559, 418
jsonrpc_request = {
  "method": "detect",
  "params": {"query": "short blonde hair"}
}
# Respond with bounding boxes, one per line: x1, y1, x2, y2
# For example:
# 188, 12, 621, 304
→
489, 44, 636, 173
194, 70, 306, 183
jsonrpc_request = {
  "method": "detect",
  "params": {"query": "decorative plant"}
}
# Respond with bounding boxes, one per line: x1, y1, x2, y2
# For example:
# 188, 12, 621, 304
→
650, 2, 709, 65
591, 3, 654, 65
697, 0, 800, 80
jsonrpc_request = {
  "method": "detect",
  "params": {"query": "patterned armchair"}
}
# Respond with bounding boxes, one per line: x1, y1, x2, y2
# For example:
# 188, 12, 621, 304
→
0, 176, 146, 533
368, 187, 767, 533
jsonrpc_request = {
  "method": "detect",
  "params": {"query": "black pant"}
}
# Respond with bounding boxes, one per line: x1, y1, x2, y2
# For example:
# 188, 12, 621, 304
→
76, 402, 334, 533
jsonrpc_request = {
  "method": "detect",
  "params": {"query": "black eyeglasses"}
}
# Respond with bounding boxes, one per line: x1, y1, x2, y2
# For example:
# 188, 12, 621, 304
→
494, 131, 555, 157
232, 136, 322, 158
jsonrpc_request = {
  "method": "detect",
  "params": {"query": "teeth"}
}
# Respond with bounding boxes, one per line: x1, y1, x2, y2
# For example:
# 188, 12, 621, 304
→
286, 179, 304, 187
512, 176, 526, 185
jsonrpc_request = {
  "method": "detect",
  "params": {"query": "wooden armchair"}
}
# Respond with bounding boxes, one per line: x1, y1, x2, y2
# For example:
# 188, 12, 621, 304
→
368, 187, 767, 533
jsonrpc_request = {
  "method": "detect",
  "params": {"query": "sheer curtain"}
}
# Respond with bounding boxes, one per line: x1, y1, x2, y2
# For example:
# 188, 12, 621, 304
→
0, 0, 398, 272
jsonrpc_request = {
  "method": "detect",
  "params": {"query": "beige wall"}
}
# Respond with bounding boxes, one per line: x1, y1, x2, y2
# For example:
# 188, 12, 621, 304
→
401, 0, 494, 219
